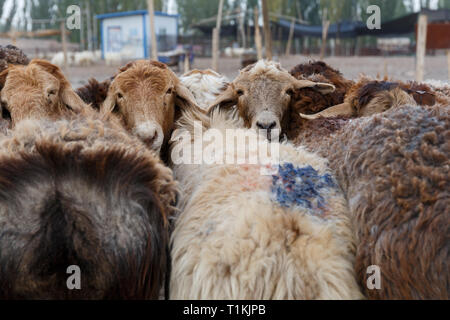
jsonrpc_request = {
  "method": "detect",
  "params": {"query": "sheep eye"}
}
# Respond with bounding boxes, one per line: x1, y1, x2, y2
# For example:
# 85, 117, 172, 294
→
286, 88, 295, 96
48, 89, 57, 96
236, 89, 244, 96
166, 88, 173, 95
117, 93, 124, 99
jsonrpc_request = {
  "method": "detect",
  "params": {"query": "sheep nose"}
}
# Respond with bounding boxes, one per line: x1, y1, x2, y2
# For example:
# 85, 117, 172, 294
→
133, 122, 164, 152
140, 128, 158, 145
256, 121, 277, 130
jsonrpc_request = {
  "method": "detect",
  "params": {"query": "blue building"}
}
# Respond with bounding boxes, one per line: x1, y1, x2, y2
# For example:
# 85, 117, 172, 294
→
96, 10, 179, 60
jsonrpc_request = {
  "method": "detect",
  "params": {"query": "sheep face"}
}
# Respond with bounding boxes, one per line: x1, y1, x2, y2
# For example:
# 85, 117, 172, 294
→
0, 59, 88, 127
102, 60, 200, 153
208, 60, 335, 141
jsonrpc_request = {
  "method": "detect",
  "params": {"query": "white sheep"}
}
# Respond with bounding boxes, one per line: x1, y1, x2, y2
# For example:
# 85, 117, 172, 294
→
74, 51, 96, 67
168, 108, 363, 300
179, 69, 229, 110
50, 51, 75, 67
105, 52, 122, 66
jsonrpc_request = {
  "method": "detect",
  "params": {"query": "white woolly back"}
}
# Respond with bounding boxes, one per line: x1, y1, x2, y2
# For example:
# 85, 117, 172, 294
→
241, 59, 288, 78
180, 70, 229, 110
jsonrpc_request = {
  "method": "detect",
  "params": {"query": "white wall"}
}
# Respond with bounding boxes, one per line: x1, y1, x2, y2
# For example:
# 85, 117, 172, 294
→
102, 14, 145, 59
145, 14, 178, 52
101, 13, 178, 59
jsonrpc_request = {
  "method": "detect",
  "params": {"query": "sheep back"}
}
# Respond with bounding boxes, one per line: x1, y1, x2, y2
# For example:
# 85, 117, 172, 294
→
169, 124, 363, 299
0, 117, 177, 299
321, 105, 449, 299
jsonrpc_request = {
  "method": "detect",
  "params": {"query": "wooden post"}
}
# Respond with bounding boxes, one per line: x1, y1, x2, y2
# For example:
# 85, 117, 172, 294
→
384, 60, 388, 79
184, 51, 190, 73
60, 21, 68, 71
320, 8, 329, 60
80, 2, 85, 50
285, 18, 295, 56
416, 14, 428, 82
447, 50, 450, 80
212, 0, 224, 71
320, 21, 330, 60
10, 28, 17, 46
261, 0, 272, 60
238, 7, 246, 49
86, 0, 93, 51
147, 0, 158, 60
254, 6, 263, 60
92, 13, 98, 50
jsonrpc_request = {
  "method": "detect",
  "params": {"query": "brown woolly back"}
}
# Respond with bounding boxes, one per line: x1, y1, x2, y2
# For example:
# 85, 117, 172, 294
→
76, 78, 112, 110
317, 105, 449, 299
290, 60, 343, 79
292, 116, 351, 148
0, 117, 177, 299
289, 61, 353, 122
0, 45, 29, 73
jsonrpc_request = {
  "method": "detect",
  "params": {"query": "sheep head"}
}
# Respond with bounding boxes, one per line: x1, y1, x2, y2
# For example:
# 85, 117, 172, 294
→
299, 79, 418, 120
0, 59, 89, 127
207, 60, 335, 141
101, 60, 202, 153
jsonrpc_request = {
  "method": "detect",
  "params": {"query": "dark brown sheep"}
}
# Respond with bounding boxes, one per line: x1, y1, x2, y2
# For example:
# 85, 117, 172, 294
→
301, 77, 447, 120
289, 60, 354, 114
0, 45, 29, 73
0, 116, 177, 299
0, 45, 30, 133
310, 105, 449, 299
76, 77, 112, 110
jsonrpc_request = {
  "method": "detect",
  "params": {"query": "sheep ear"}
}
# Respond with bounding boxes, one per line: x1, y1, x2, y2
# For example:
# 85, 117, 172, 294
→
294, 79, 336, 94
0, 68, 10, 91
299, 102, 354, 120
100, 91, 116, 116
61, 88, 90, 113
118, 61, 136, 73
206, 83, 238, 115
30, 59, 88, 113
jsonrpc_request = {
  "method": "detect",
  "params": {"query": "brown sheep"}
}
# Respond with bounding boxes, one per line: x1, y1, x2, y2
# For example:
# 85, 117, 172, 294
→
290, 60, 354, 114
0, 59, 91, 127
310, 105, 449, 299
0, 45, 29, 73
101, 60, 202, 154
0, 45, 30, 133
300, 77, 447, 120
207, 60, 336, 142
0, 115, 177, 299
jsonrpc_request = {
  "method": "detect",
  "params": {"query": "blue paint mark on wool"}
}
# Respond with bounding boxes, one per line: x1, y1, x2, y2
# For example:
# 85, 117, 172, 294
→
271, 163, 336, 211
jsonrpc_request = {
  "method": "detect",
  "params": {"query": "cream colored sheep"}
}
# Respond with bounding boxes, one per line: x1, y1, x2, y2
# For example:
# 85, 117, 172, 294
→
168, 108, 363, 300
180, 69, 229, 110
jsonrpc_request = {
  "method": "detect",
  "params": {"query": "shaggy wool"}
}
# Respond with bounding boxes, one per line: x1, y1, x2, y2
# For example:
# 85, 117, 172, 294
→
313, 105, 449, 299
0, 116, 177, 299
168, 110, 363, 300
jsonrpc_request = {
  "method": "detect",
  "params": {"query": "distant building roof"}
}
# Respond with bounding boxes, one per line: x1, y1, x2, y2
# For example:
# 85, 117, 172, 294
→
95, 10, 179, 20
275, 9, 450, 39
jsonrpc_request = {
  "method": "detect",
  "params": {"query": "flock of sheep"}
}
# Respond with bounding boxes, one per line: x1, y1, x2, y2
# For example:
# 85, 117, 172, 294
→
0, 44, 448, 300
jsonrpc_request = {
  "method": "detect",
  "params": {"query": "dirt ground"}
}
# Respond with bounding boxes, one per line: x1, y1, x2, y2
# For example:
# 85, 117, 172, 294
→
66, 54, 449, 88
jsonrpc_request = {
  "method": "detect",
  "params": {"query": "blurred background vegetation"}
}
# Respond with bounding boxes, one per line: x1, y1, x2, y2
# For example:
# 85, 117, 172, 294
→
0, 0, 449, 45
